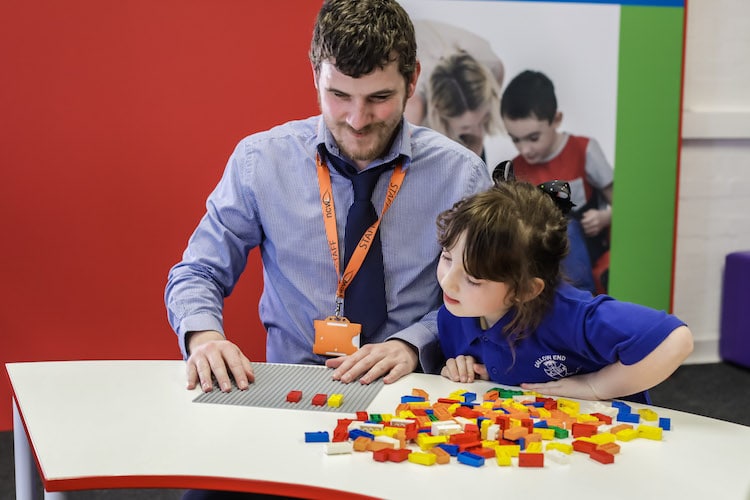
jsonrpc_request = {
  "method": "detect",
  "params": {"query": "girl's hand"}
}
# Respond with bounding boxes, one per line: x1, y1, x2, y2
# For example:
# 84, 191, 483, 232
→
440, 355, 489, 383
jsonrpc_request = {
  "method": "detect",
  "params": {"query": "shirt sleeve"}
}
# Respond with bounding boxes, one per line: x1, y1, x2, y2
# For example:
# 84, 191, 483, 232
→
164, 139, 262, 359
580, 297, 687, 366
584, 137, 614, 191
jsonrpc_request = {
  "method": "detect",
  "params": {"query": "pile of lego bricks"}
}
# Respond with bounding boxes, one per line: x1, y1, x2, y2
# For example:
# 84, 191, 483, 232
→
304, 387, 671, 467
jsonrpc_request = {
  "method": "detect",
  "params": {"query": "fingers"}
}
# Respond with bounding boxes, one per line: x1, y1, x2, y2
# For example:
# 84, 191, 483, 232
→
329, 342, 417, 385
185, 339, 253, 392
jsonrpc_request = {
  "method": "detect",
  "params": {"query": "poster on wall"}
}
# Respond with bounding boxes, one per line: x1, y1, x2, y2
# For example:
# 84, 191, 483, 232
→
400, 0, 686, 311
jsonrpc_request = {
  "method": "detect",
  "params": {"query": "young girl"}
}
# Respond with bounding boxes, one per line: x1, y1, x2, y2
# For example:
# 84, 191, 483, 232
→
435, 180, 693, 401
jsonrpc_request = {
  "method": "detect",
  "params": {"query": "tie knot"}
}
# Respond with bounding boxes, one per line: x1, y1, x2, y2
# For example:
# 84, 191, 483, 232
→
351, 168, 383, 201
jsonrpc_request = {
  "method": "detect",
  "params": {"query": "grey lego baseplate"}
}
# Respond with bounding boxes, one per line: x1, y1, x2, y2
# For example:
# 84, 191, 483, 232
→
193, 362, 384, 413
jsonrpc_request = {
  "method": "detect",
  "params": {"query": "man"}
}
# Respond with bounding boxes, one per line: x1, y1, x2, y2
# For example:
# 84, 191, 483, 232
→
165, 0, 491, 396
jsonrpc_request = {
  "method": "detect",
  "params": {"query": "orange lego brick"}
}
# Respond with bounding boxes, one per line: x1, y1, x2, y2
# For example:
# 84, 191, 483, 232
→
503, 426, 530, 441
429, 446, 451, 464
610, 424, 634, 434
352, 436, 372, 452
597, 442, 621, 455
412, 388, 429, 399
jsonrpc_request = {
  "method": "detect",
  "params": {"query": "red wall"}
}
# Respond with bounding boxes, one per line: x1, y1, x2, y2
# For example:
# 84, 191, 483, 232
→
0, 1, 321, 430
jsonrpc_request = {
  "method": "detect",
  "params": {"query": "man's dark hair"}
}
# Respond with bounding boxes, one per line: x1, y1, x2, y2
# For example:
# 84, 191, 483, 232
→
310, 0, 417, 85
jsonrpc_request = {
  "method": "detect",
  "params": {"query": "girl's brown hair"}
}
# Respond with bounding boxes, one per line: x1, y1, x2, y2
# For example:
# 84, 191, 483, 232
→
436, 181, 568, 346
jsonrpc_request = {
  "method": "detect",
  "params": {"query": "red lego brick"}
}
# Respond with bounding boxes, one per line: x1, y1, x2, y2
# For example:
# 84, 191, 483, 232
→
590, 412, 613, 425
372, 448, 389, 462
590, 449, 615, 464
311, 393, 327, 406
572, 440, 597, 454
572, 423, 598, 438
518, 452, 544, 467
388, 448, 412, 463
286, 390, 302, 403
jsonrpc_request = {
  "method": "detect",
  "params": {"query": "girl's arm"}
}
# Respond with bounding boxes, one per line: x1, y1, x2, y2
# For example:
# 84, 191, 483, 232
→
521, 325, 694, 400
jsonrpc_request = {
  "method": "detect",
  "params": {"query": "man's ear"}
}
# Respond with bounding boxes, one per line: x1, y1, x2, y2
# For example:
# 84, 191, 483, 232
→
407, 60, 421, 99
311, 63, 319, 90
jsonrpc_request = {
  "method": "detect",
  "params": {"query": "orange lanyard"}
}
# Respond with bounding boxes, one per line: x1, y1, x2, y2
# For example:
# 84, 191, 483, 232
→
316, 153, 406, 313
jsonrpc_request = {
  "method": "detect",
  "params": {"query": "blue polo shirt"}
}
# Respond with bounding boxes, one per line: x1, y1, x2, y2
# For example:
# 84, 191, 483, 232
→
437, 283, 686, 385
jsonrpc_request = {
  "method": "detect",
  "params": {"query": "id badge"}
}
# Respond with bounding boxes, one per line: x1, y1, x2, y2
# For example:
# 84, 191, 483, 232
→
313, 316, 361, 356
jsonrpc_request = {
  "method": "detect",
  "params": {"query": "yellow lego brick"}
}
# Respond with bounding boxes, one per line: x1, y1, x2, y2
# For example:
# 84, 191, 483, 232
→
495, 444, 521, 457
416, 433, 448, 450
546, 442, 573, 454
589, 432, 617, 445
637, 424, 663, 441
480, 419, 492, 435
615, 428, 639, 442
407, 401, 430, 409
576, 413, 599, 423
638, 409, 659, 422
449, 389, 468, 401
398, 410, 417, 419
480, 401, 494, 409
327, 394, 344, 407
557, 398, 581, 415
526, 442, 543, 453
408, 451, 438, 466
537, 407, 552, 419
533, 428, 555, 440
495, 449, 513, 466
482, 439, 499, 448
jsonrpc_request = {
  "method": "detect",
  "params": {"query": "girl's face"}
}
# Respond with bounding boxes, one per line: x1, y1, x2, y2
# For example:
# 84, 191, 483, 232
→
444, 102, 492, 157
436, 231, 514, 329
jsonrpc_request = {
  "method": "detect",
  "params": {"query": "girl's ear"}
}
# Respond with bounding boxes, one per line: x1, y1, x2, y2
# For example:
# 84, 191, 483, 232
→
521, 278, 545, 302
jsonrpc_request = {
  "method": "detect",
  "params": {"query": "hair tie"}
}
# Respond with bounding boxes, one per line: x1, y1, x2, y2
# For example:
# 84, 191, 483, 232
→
538, 180, 575, 215
492, 160, 515, 184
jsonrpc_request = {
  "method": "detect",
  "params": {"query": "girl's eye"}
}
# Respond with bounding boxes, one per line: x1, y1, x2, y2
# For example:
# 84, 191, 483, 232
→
440, 251, 452, 262
466, 277, 482, 287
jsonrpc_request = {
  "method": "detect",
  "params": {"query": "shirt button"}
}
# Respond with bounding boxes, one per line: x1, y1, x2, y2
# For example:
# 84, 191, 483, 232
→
482, 336, 489, 342
491, 367, 497, 374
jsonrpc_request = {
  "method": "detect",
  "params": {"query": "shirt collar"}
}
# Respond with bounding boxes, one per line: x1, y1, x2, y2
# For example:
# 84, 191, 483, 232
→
315, 116, 412, 171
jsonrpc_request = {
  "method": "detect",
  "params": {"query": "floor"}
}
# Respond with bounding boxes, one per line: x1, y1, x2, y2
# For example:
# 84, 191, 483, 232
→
2, 362, 748, 499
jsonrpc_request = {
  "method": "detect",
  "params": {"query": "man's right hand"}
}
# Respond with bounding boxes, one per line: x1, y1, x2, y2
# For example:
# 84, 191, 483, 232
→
185, 330, 255, 392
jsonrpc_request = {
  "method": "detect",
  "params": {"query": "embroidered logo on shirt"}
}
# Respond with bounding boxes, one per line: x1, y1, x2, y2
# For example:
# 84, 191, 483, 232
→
534, 354, 570, 380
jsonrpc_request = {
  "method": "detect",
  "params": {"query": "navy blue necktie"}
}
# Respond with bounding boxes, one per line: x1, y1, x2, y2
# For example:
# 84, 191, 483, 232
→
343, 167, 388, 343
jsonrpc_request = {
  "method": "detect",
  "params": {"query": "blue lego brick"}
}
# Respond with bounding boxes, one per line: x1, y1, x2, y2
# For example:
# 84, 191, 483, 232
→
437, 443, 460, 456
400, 395, 426, 403
348, 429, 375, 440
457, 451, 485, 467
658, 417, 672, 430
304, 431, 330, 443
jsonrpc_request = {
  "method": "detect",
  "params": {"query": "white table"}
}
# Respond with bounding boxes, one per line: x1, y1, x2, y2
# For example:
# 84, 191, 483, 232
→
7, 360, 750, 499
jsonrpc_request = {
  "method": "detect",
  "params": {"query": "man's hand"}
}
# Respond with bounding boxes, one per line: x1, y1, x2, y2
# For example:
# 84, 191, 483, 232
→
186, 330, 254, 393
440, 355, 489, 383
325, 339, 418, 385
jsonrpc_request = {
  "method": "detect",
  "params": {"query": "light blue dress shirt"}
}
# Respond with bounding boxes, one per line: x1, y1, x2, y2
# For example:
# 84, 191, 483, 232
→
165, 115, 491, 373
